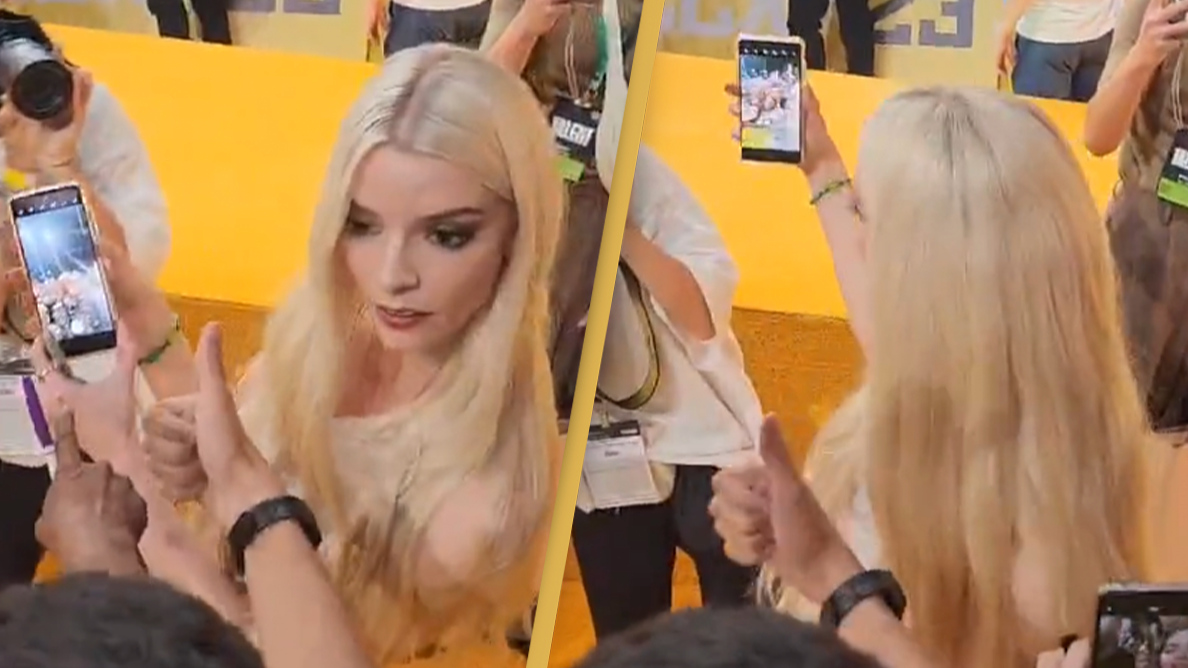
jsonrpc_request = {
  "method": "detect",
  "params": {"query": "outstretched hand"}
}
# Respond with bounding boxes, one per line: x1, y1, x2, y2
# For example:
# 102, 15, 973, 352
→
31, 325, 141, 473
724, 80, 842, 177
191, 322, 285, 530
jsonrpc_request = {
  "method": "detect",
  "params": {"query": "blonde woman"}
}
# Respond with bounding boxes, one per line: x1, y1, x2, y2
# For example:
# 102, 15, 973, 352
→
713, 84, 1154, 668
48, 44, 563, 667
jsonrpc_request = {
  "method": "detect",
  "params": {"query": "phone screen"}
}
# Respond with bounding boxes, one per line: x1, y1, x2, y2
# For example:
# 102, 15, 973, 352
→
738, 36, 803, 164
9, 184, 117, 358
1093, 587, 1188, 668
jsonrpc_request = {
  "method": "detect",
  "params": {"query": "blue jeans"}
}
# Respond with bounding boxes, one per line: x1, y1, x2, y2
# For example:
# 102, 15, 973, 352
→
383, 1, 492, 56
1012, 31, 1113, 102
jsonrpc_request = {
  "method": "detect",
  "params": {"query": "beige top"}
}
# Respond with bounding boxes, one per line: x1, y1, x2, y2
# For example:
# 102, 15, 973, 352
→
1103, 0, 1188, 191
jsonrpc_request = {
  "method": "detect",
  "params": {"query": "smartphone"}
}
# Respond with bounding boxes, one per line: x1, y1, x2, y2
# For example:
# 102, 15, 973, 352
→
1092, 584, 1188, 668
737, 34, 805, 164
8, 183, 117, 358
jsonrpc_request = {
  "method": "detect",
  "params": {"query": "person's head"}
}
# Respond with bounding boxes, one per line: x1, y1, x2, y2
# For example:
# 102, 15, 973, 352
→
573, 607, 881, 668
251, 44, 562, 662
0, 573, 262, 668
772, 87, 1151, 668
1162, 629, 1188, 668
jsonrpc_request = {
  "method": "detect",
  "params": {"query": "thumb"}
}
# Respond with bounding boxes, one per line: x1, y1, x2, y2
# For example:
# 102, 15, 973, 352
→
195, 322, 239, 433
758, 414, 796, 476
196, 322, 228, 391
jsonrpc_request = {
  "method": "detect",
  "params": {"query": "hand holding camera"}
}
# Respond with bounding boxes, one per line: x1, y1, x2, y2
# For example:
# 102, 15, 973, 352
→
0, 66, 92, 177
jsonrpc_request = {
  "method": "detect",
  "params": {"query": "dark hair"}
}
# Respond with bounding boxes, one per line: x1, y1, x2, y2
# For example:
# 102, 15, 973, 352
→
572, 607, 883, 668
0, 573, 263, 668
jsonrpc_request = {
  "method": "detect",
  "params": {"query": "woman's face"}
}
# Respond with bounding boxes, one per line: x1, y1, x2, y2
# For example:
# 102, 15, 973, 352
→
1162, 630, 1188, 668
340, 146, 515, 355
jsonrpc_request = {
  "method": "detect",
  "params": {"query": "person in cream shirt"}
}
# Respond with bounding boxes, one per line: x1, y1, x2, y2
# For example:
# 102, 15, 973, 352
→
0, 53, 170, 588
572, 142, 765, 640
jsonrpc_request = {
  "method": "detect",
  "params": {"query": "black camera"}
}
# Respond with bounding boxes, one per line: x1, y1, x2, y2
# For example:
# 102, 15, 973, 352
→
0, 11, 73, 129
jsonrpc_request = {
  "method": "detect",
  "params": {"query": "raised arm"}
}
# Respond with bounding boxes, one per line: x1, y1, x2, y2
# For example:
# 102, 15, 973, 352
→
1083, 0, 1188, 156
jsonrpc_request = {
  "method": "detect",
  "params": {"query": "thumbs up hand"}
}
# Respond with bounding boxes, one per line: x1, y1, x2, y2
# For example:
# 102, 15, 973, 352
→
710, 415, 864, 605
190, 323, 285, 531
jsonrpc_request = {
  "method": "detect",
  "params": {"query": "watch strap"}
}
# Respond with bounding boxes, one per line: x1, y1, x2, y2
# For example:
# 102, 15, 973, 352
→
226, 495, 322, 578
818, 569, 907, 629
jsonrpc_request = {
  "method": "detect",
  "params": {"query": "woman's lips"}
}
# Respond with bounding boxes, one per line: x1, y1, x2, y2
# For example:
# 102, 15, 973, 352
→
375, 305, 430, 331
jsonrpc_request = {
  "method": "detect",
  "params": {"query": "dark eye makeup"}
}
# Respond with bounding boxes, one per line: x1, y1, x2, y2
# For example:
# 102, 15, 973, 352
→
341, 201, 487, 250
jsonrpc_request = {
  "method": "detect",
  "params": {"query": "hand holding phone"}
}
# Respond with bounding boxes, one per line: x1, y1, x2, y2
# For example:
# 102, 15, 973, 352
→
8, 182, 117, 358
737, 34, 805, 164
1092, 584, 1188, 668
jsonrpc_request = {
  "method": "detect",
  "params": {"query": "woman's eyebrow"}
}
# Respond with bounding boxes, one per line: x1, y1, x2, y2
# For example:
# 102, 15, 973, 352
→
418, 206, 486, 224
347, 201, 379, 219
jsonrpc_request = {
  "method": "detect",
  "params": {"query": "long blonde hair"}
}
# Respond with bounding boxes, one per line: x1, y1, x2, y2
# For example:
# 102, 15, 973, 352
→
768, 87, 1151, 668
243, 45, 562, 663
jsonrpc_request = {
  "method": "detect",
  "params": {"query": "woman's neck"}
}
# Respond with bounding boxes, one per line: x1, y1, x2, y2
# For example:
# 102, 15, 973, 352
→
344, 341, 444, 417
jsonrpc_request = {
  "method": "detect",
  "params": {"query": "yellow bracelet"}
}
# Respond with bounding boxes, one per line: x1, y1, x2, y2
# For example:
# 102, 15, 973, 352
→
809, 177, 853, 206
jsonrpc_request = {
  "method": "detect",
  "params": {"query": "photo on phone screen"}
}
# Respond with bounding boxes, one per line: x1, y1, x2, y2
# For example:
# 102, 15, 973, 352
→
1093, 587, 1188, 668
738, 35, 803, 164
9, 184, 117, 358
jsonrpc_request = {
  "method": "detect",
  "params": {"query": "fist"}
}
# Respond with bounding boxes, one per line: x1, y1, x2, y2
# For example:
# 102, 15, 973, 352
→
143, 394, 207, 502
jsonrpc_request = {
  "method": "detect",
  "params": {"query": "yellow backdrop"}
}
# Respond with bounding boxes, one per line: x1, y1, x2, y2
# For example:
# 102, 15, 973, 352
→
23, 0, 368, 61
660, 0, 1003, 87
44, 24, 376, 306
640, 52, 1117, 317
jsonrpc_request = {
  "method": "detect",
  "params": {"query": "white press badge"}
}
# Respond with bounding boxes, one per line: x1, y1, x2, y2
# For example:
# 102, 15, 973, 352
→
580, 416, 662, 509
578, 264, 664, 510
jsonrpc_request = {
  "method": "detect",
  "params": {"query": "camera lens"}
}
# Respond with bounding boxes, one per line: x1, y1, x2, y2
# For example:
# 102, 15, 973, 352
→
10, 58, 71, 121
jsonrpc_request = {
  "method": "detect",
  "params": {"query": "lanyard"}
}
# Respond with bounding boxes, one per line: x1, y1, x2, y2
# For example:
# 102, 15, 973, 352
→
595, 262, 660, 411
1172, 53, 1184, 129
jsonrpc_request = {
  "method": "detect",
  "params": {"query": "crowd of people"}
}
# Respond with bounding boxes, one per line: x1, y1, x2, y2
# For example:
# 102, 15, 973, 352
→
0, 3, 639, 668
2, 0, 1188, 666
568, 2, 1188, 668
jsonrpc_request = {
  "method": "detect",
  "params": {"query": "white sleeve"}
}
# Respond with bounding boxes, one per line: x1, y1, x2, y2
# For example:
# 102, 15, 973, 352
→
630, 145, 739, 346
79, 84, 172, 281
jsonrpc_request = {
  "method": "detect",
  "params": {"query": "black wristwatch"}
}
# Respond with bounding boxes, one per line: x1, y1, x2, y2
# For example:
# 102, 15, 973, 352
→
225, 495, 323, 578
819, 569, 907, 629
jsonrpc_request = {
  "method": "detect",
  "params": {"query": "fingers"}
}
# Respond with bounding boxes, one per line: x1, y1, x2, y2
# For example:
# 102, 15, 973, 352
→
724, 82, 741, 97
709, 468, 774, 566
31, 336, 79, 402
51, 408, 83, 474
196, 322, 230, 393
1152, 0, 1188, 28
728, 100, 740, 118
757, 414, 796, 474
72, 69, 94, 116
1062, 640, 1089, 668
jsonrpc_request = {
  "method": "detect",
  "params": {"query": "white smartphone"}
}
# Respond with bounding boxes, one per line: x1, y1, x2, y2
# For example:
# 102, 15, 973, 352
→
737, 33, 806, 164
8, 182, 118, 358
1092, 583, 1188, 668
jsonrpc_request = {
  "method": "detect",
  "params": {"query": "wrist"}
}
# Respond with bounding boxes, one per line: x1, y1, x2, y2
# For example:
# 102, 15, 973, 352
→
1129, 44, 1166, 75
209, 466, 288, 532
510, 9, 548, 40
60, 543, 144, 578
805, 159, 850, 194
796, 550, 863, 605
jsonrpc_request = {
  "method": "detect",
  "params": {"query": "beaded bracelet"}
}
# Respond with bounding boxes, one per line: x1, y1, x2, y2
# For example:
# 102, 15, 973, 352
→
810, 177, 853, 206
138, 314, 183, 367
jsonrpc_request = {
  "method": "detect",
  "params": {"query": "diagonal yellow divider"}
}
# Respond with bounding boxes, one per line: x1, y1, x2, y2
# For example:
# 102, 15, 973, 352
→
523, 0, 666, 666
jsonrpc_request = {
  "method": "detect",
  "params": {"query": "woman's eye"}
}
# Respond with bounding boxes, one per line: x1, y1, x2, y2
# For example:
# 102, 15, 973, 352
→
430, 227, 474, 250
344, 218, 380, 236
